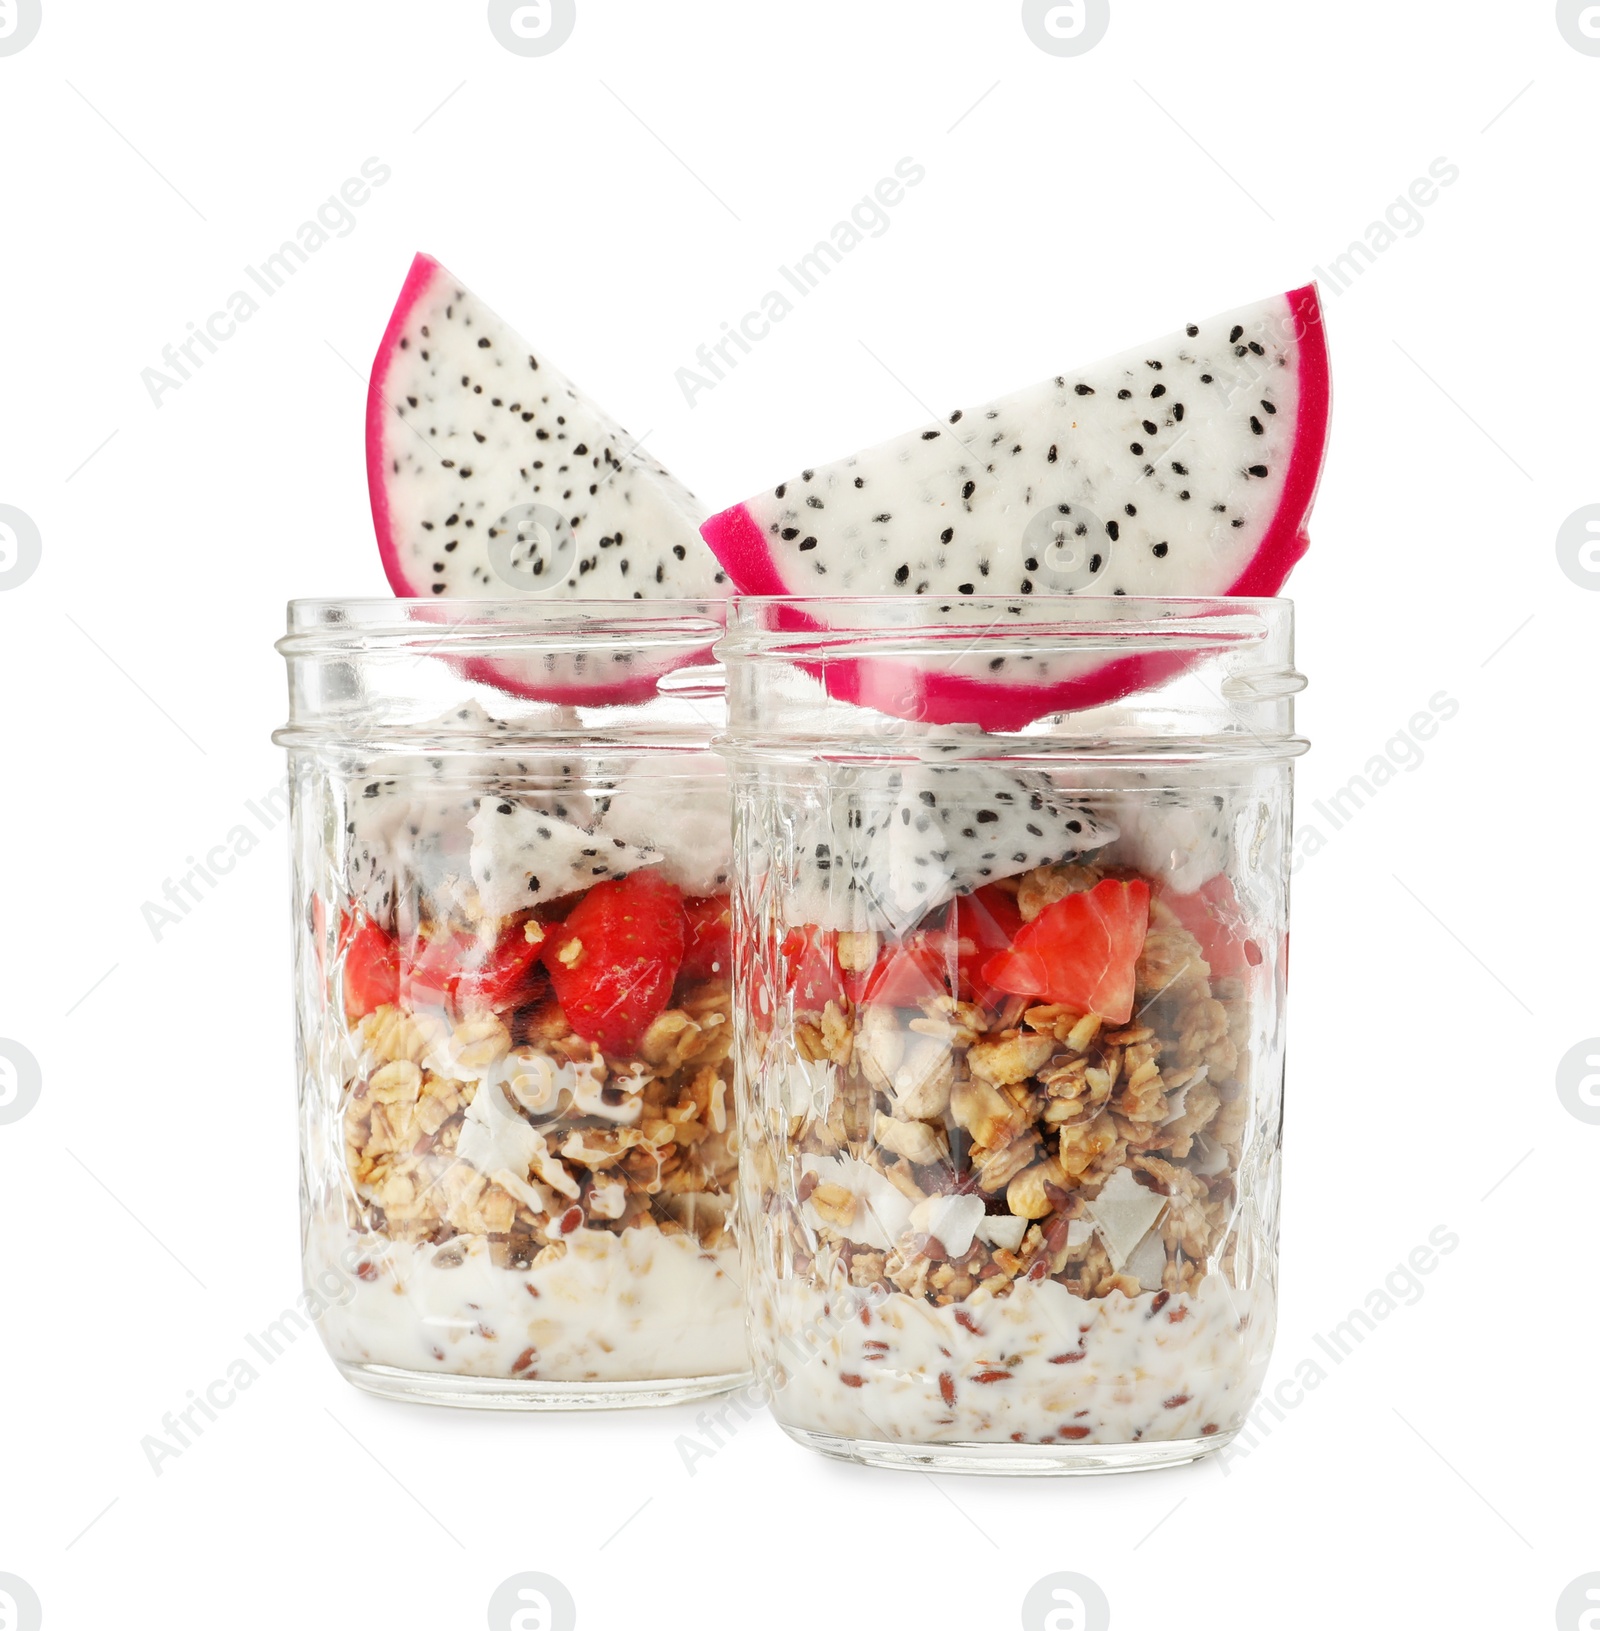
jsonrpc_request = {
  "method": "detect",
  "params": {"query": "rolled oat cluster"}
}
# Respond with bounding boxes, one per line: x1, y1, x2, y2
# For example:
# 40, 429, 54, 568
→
764, 866, 1251, 1302
343, 983, 738, 1265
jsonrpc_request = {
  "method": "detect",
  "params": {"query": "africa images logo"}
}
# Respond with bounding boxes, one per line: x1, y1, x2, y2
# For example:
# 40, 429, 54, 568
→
487, 0, 575, 56
0, 0, 43, 55
1020, 1572, 1110, 1631
487, 1572, 577, 1631
0, 505, 42, 590
0, 1573, 43, 1631
1021, 0, 1109, 56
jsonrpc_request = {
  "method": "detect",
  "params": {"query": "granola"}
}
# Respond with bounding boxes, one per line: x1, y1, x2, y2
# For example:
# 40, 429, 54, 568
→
741, 858, 1274, 1454
343, 987, 739, 1253
306, 773, 748, 1391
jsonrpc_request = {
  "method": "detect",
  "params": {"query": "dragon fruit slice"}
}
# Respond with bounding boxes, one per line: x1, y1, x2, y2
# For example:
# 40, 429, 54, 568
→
345, 700, 609, 926
779, 759, 1117, 932
1110, 788, 1235, 894
367, 253, 726, 702
594, 755, 732, 897
703, 286, 1330, 730
468, 798, 661, 920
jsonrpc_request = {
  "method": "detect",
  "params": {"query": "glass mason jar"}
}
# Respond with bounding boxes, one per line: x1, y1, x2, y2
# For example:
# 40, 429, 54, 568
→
720, 597, 1306, 1473
275, 599, 748, 1409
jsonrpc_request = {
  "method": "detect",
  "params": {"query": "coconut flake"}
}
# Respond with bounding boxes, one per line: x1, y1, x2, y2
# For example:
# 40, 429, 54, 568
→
1125, 1228, 1168, 1291
1084, 1168, 1167, 1269
909, 1193, 986, 1258
1190, 1133, 1231, 1177
781, 1058, 835, 1119
798, 1154, 915, 1250
974, 1214, 1028, 1252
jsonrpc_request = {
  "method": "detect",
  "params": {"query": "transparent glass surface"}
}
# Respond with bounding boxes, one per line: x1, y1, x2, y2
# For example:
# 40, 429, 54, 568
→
720, 597, 1305, 1471
276, 600, 748, 1408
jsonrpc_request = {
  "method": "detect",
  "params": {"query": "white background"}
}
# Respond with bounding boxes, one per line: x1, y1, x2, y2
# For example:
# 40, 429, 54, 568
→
2, 2, 1595, 1627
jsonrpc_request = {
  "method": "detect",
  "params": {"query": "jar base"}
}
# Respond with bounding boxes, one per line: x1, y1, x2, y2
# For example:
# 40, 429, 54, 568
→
336, 1360, 751, 1412
779, 1423, 1238, 1477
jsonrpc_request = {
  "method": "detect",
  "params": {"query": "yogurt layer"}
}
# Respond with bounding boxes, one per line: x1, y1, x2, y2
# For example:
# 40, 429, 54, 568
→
312, 1222, 748, 1382
761, 1273, 1270, 1446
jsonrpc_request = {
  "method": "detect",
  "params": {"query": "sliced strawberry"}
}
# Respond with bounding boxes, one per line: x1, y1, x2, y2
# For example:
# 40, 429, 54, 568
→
862, 929, 958, 1007
457, 921, 548, 1014
1162, 875, 1260, 978
681, 893, 733, 982
953, 884, 1024, 1003
399, 929, 474, 1008
983, 878, 1151, 1024
342, 917, 401, 1021
781, 926, 846, 1009
540, 870, 686, 1054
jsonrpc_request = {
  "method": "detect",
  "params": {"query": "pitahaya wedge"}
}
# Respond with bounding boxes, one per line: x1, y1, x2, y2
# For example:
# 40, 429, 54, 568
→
367, 253, 727, 703
467, 798, 662, 920
593, 755, 732, 897
344, 700, 600, 927
703, 286, 1330, 730
1109, 785, 1237, 894
763, 751, 1118, 934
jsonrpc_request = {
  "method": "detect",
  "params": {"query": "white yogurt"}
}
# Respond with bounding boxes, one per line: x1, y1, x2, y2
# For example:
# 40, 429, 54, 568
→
310, 1222, 749, 1382
758, 1273, 1270, 1446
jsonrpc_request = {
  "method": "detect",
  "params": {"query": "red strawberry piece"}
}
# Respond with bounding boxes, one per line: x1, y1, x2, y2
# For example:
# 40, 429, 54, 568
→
862, 929, 959, 1007
456, 921, 548, 1014
1162, 874, 1260, 978
540, 870, 687, 1053
681, 893, 733, 982
342, 916, 401, 1021
982, 878, 1151, 1024
400, 929, 474, 1009
952, 884, 1023, 1003
780, 925, 848, 1009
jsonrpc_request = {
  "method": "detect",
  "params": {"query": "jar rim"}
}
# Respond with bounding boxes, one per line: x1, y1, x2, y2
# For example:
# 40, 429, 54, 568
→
717, 594, 1294, 671
280, 595, 727, 651
286, 596, 731, 615
716, 594, 1305, 754
723, 593, 1289, 637
276, 597, 728, 749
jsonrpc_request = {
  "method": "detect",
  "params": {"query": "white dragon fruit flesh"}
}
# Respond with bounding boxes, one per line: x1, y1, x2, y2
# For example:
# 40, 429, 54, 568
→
593, 755, 732, 897
367, 253, 727, 703
468, 799, 662, 920
1111, 789, 1235, 894
778, 758, 1118, 932
345, 700, 605, 925
343, 703, 734, 927
703, 286, 1330, 731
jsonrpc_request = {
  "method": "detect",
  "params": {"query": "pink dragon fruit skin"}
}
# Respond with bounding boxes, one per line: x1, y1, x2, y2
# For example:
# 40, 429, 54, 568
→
366, 253, 726, 706
702, 286, 1331, 731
